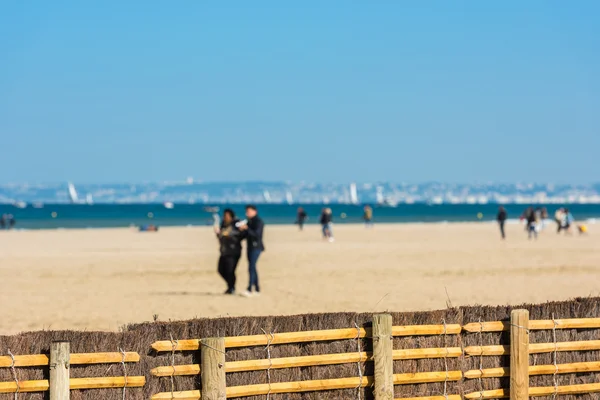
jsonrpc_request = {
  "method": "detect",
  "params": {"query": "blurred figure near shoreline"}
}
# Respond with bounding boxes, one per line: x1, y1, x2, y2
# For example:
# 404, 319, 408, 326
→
555, 208, 565, 233
363, 205, 373, 228
296, 207, 307, 231
1, 214, 15, 230
522, 207, 537, 240
496, 206, 507, 239
564, 209, 575, 233
320, 208, 334, 242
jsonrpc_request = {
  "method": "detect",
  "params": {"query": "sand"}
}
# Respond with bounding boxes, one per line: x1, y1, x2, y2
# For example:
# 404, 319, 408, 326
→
1, 222, 599, 334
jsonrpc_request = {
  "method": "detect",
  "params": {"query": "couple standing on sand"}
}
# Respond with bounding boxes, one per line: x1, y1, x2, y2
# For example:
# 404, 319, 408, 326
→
214, 205, 265, 297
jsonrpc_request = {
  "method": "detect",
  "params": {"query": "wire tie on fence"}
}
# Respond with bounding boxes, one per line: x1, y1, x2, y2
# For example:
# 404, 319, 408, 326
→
552, 314, 559, 399
441, 319, 449, 400
119, 347, 128, 400
199, 339, 227, 355
261, 328, 274, 400
509, 323, 531, 333
8, 349, 19, 400
169, 333, 178, 398
354, 321, 363, 400
477, 319, 484, 400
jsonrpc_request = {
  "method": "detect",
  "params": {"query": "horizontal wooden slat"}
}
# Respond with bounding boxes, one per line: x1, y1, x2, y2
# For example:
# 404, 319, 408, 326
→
464, 339, 600, 356
0, 352, 140, 368
463, 318, 600, 333
393, 324, 461, 336
396, 396, 462, 400
465, 382, 600, 399
151, 324, 461, 352
465, 361, 600, 379
0, 376, 145, 393
394, 371, 462, 385
152, 390, 201, 400
70, 376, 146, 390
152, 371, 462, 399
0, 380, 49, 393
226, 375, 374, 398
152, 347, 463, 377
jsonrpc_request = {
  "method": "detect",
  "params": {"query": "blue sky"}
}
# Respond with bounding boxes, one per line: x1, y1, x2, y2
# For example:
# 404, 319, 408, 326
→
1, 1, 598, 184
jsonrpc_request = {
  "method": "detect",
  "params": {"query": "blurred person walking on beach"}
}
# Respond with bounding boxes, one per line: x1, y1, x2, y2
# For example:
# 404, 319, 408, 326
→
0, 214, 6, 229
363, 205, 373, 227
496, 206, 507, 239
523, 207, 537, 239
214, 209, 243, 294
296, 207, 307, 231
238, 205, 265, 296
555, 208, 565, 233
7, 214, 15, 230
320, 208, 334, 242
563, 209, 575, 233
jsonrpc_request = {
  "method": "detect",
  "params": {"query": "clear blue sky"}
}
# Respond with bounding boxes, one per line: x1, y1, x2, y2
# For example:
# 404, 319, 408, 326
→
1, 1, 598, 184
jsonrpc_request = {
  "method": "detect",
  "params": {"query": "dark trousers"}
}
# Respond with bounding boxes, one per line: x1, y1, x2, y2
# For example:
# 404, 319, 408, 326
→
218, 255, 240, 292
499, 221, 506, 239
247, 249, 262, 292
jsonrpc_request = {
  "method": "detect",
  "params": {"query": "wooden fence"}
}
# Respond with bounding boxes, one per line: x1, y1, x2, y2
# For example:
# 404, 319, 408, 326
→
3, 310, 600, 399
149, 311, 600, 400
0, 342, 145, 397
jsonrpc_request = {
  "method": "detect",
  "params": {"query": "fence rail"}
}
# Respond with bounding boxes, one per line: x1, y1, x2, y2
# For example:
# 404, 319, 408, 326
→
151, 324, 463, 352
0, 352, 140, 368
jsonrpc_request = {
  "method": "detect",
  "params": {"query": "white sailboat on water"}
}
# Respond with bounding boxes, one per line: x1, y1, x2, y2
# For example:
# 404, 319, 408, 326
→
263, 190, 272, 203
68, 182, 80, 204
350, 183, 359, 205
376, 186, 398, 207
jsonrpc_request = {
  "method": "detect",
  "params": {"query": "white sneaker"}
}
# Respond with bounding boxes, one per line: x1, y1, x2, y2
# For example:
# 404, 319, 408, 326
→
240, 290, 252, 298
328, 237, 335, 243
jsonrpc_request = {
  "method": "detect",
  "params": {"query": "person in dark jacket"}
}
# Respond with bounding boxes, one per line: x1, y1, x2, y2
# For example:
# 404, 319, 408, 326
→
319, 208, 334, 241
296, 207, 307, 231
523, 206, 537, 239
496, 206, 507, 239
238, 205, 265, 296
214, 208, 243, 294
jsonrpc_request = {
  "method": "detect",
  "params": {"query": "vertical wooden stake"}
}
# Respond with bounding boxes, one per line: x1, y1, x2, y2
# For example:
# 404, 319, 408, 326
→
373, 314, 394, 400
201, 338, 226, 400
510, 309, 529, 400
50, 341, 70, 400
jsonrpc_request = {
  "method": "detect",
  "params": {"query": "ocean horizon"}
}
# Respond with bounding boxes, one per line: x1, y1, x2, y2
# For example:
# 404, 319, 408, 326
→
1, 203, 599, 230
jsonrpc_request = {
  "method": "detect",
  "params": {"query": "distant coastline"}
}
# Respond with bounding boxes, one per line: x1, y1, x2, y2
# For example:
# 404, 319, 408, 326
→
2, 181, 600, 205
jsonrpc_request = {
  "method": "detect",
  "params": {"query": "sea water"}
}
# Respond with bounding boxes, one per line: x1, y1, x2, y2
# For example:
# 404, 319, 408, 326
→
1, 203, 600, 230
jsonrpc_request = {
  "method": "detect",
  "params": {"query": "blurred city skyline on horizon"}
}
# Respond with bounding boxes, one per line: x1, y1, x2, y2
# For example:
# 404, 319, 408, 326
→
3, 180, 600, 205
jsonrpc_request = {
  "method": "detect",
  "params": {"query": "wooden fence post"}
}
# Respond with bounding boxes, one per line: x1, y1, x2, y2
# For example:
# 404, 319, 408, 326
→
201, 338, 226, 400
373, 314, 394, 400
50, 341, 70, 400
510, 309, 529, 400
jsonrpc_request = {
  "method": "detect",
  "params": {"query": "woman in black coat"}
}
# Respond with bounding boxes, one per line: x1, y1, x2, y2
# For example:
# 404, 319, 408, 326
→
214, 208, 243, 294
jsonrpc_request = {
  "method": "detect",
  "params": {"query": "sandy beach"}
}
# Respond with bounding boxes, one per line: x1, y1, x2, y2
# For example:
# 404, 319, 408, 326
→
1, 222, 599, 334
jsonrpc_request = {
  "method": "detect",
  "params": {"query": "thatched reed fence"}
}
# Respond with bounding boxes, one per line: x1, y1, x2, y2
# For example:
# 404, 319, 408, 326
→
2, 297, 600, 399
